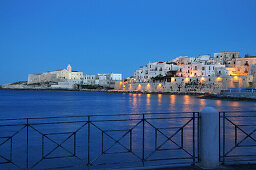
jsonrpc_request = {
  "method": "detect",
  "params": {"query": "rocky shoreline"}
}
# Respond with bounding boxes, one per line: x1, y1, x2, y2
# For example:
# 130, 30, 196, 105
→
1, 85, 256, 101
200, 93, 256, 101
0, 87, 206, 95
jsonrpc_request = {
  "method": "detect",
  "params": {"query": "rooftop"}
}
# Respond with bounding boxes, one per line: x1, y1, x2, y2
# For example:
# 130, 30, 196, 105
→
245, 55, 256, 58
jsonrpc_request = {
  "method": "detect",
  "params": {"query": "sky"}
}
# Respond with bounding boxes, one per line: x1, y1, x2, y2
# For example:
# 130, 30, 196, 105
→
0, 0, 256, 84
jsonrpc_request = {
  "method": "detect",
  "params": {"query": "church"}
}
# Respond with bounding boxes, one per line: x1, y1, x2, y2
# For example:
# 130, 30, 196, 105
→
27, 64, 84, 85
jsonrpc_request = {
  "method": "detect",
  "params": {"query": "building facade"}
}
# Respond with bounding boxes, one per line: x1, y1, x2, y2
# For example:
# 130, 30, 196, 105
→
28, 64, 83, 85
83, 73, 122, 88
118, 51, 256, 93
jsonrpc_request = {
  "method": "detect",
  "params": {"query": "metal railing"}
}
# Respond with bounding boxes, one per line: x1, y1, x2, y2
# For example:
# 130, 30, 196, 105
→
219, 111, 256, 164
0, 112, 200, 169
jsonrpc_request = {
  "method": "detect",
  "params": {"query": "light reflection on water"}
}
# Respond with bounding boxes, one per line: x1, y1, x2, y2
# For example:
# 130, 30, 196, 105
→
230, 101, 240, 107
169, 95, 176, 111
1, 90, 256, 118
146, 94, 151, 112
199, 99, 206, 111
216, 100, 222, 106
157, 94, 162, 108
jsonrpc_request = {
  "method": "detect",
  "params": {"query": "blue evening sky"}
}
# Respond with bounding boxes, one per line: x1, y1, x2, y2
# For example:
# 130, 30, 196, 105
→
0, 0, 256, 84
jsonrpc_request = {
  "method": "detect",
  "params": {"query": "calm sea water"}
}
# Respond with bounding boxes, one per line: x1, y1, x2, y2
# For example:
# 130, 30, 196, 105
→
0, 90, 256, 169
0, 90, 255, 118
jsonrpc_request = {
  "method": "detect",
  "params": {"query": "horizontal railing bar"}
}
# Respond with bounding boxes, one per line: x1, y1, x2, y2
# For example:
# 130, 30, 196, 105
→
0, 119, 140, 126
157, 148, 182, 151
0, 120, 87, 126
0, 117, 197, 126
95, 159, 193, 167
46, 166, 74, 170
23, 120, 87, 126
222, 159, 256, 162
142, 112, 200, 115
104, 151, 130, 155
0, 112, 202, 121
92, 119, 142, 122
219, 111, 256, 113
225, 155, 256, 158
146, 157, 194, 162
237, 145, 256, 147
44, 155, 74, 160
103, 129, 129, 132
44, 131, 74, 135
223, 116, 256, 118
0, 162, 10, 165
0, 110, 254, 122
158, 127, 182, 129
146, 117, 196, 120
138, 161, 193, 169
0, 124, 26, 127
0, 136, 11, 139
94, 160, 142, 166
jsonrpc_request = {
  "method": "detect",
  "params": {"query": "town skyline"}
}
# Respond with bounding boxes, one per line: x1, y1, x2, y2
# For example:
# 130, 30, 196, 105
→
0, 50, 255, 85
2, 51, 256, 93
1, 0, 256, 84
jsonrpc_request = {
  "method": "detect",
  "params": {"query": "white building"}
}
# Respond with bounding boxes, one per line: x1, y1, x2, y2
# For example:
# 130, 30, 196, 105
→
83, 73, 122, 88
176, 63, 226, 77
214, 51, 240, 67
134, 61, 178, 82
135, 54, 227, 82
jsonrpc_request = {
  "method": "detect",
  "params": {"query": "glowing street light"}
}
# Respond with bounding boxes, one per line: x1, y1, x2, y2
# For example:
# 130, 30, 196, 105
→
216, 77, 222, 81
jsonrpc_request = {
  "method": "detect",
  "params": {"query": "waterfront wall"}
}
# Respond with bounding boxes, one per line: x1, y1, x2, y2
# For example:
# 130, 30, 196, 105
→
220, 90, 256, 99
115, 75, 254, 93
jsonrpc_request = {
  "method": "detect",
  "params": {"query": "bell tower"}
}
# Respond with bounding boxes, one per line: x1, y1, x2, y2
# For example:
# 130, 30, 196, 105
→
67, 64, 72, 72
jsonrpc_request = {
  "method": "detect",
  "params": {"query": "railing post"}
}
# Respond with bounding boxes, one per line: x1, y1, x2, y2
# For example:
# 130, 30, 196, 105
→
130, 129, 132, 152
42, 135, 44, 159
181, 128, 183, 148
155, 128, 157, 150
87, 116, 90, 168
192, 112, 195, 165
235, 126, 237, 146
142, 114, 145, 165
26, 118, 29, 170
223, 112, 226, 164
10, 137, 12, 162
101, 131, 104, 154
74, 132, 76, 156
197, 112, 200, 163
219, 112, 221, 162
199, 107, 219, 168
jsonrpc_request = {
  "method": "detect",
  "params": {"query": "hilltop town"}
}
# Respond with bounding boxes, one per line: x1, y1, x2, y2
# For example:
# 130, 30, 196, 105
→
1, 51, 256, 97
116, 51, 256, 97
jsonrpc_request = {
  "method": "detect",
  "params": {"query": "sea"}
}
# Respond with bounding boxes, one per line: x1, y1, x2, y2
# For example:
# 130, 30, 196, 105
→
0, 90, 255, 118
0, 90, 256, 169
